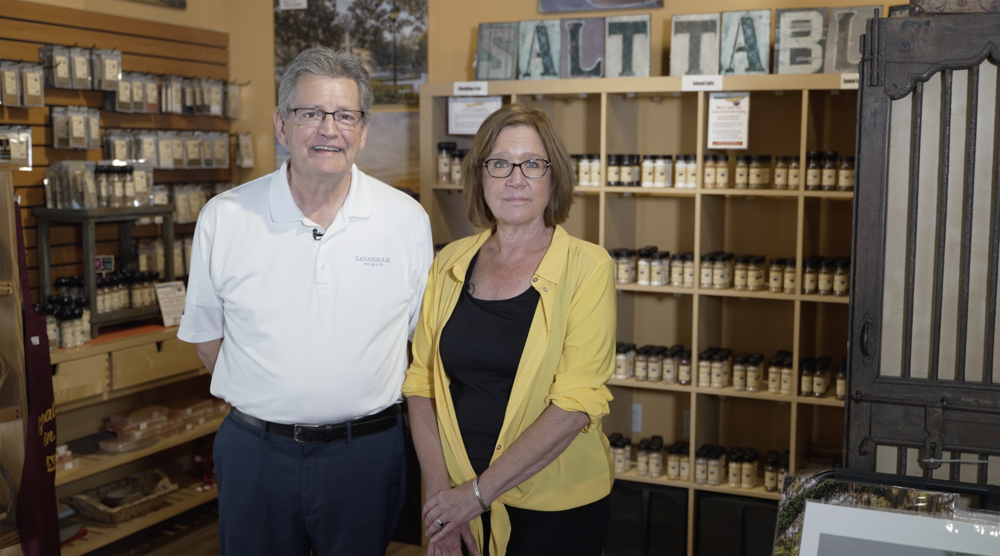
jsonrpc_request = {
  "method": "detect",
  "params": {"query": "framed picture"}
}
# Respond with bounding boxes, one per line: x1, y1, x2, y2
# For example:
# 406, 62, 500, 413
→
539, 0, 662, 13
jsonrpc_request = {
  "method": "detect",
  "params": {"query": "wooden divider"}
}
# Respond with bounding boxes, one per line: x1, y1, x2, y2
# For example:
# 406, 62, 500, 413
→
0, 0, 231, 301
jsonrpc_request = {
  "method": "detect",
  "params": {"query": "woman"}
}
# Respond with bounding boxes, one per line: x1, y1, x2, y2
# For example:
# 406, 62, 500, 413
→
403, 103, 616, 556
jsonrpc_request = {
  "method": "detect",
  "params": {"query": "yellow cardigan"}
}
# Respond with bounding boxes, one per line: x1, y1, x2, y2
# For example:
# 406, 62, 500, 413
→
402, 225, 616, 556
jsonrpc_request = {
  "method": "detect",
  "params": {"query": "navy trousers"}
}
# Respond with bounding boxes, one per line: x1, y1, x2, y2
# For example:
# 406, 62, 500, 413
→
213, 410, 407, 555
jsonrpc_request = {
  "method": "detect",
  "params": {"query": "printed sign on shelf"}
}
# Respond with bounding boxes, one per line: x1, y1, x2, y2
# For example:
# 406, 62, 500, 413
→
706, 92, 750, 150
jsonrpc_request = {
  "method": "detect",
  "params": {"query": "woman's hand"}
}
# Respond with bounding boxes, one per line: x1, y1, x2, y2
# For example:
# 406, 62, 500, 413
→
422, 481, 484, 549
425, 522, 478, 556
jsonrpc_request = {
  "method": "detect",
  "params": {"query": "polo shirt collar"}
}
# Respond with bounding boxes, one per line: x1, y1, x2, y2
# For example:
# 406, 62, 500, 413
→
444, 225, 569, 285
268, 161, 373, 225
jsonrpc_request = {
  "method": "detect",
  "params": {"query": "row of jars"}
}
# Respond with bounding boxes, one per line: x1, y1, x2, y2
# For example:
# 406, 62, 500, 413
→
610, 434, 792, 493
615, 343, 847, 400
96, 270, 161, 313
38, 296, 91, 350
614, 343, 694, 384
610, 248, 851, 296
567, 151, 856, 191
435, 142, 468, 185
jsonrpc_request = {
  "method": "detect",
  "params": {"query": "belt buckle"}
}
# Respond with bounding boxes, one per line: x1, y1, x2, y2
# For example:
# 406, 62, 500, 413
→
293, 424, 332, 443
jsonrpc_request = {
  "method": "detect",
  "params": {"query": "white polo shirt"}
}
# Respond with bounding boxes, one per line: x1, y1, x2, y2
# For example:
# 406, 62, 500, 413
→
177, 161, 432, 424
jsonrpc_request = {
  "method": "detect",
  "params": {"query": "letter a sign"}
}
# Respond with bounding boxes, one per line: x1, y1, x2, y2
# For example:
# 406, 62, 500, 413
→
519, 20, 561, 80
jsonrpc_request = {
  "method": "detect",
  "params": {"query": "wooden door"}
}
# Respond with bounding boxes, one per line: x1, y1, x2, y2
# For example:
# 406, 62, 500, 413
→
846, 13, 1000, 484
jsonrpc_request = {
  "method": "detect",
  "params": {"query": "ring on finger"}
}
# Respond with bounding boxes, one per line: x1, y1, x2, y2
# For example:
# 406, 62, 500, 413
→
436, 517, 448, 527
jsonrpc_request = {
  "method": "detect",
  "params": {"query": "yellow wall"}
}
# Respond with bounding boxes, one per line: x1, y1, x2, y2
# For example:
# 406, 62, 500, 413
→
427, 0, 896, 82
22, 0, 277, 181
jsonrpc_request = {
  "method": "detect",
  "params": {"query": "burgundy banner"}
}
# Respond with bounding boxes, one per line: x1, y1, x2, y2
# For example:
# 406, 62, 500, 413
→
13, 202, 60, 556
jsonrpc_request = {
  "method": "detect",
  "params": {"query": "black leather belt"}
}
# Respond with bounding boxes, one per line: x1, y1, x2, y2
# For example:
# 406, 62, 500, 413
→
230, 404, 400, 443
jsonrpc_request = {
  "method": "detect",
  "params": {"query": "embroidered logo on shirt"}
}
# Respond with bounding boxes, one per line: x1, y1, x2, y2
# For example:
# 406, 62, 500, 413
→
355, 256, 390, 267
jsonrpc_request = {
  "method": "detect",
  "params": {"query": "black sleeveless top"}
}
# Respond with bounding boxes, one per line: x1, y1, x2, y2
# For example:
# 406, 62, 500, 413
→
439, 252, 540, 475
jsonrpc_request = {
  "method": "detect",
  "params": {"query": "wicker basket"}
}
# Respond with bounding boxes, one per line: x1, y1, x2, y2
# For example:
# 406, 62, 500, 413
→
62, 469, 178, 523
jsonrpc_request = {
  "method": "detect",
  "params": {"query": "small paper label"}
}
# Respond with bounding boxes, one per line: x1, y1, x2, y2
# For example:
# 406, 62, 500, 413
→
125, 179, 135, 198
26, 72, 41, 96
184, 87, 194, 106
133, 80, 144, 103
210, 87, 222, 108
54, 55, 69, 79
142, 138, 156, 161
682, 75, 723, 91
158, 140, 173, 164
73, 56, 88, 78
186, 139, 201, 160
453, 81, 488, 96
56, 119, 68, 138
172, 138, 184, 161
840, 73, 860, 90
279, 0, 308, 9
104, 58, 119, 81
134, 171, 148, 191
146, 82, 158, 105
84, 172, 96, 194
9, 139, 26, 160
3, 71, 17, 95
89, 116, 100, 141
215, 139, 228, 166
113, 139, 128, 160
71, 115, 86, 138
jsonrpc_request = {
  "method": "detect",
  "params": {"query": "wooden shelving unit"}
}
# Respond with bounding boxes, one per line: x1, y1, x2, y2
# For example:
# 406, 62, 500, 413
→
55, 417, 223, 487
421, 74, 855, 555
59, 474, 218, 556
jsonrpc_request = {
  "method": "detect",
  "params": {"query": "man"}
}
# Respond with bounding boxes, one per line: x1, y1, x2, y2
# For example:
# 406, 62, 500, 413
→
178, 47, 433, 555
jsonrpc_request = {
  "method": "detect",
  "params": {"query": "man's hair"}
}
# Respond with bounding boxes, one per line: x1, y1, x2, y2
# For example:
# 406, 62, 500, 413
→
277, 47, 374, 125
463, 102, 574, 228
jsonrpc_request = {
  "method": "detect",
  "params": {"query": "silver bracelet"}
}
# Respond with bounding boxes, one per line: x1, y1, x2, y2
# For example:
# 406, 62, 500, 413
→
472, 475, 489, 512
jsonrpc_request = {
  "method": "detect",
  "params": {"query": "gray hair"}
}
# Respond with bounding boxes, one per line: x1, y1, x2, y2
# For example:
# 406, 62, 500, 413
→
277, 47, 374, 125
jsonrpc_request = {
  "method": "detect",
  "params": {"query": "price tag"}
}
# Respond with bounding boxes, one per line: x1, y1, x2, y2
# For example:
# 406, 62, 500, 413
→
2, 71, 17, 95
210, 87, 222, 108
158, 140, 173, 167
682, 75, 723, 91
113, 139, 128, 161
73, 56, 88, 78
142, 138, 156, 161
89, 116, 100, 143
146, 82, 158, 105
70, 115, 86, 138
186, 139, 201, 161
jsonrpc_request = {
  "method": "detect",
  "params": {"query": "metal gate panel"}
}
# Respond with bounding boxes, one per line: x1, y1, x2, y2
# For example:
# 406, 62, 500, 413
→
847, 13, 1000, 485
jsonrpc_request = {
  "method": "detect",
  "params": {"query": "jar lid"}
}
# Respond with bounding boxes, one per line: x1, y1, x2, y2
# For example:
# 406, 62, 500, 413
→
789, 155, 801, 162
776, 155, 789, 163
736, 155, 751, 162
816, 356, 832, 370
806, 150, 821, 160
836, 257, 851, 268
753, 154, 772, 162
653, 251, 671, 260
771, 257, 785, 265
800, 358, 816, 371
607, 154, 619, 164
785, 257, 796, 266
820, 258, 837, 269
624, 249, 637, 257
841, 155, 855, 163
700, 253, 714, 262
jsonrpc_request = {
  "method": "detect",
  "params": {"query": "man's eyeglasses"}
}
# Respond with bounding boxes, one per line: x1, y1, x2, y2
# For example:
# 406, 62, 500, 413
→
290, 108, 366, 129
483, 158, 551, 179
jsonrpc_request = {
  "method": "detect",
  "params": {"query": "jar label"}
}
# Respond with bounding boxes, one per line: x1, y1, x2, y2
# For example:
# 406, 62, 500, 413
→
637, 265, 650, 283
643, 168, 655, 182
781, 375, 793, 394
774, 169, 786, 182
734, 372, 746, 388
680, 462, 690, 479
55, 55, 70, 79
703, 167, 715, 184
822, 169, 837, 186
608, 167, 620, 182
451, 167, 462, 183
679, 365, 691, 382
748, 273, 765, 287
684, 268, 695, 286
621, 167, 634, 181
834, 276, 848, 293
801, 375, 813, 393
804, 273, 818, 292
806, 169, 821, 186
765, 472, 777, 489
819, 273, 834, 291
578, 168, 591, 182
836, 378, 846, 397
789, 169, 800, 186
770, 272, 782, 289
696, 466, 707, 480
716, 168, 728, 184
671, 266, 685, 285
838, 170, 855, 187
814, 377, 826, 392
749, 170, 764, 185
437, 159, 450, 174
655, 168, 668, 183
784, 274, 796, 291
701, 268, 713, 286
713, 268, 727, 286
735, 169, 747, 183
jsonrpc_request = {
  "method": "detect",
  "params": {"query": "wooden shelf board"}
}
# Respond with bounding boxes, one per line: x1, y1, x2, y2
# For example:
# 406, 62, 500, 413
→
616, 284, 692, 295
800, 294, 850, 304
0, 403, 21, 423
0, 528, 19, 551
696, 288, 796, 302
606, 379, 845, 408
55, 416, 224, 487
50, 326, 177, 365
422, 73, 848, 97
55, 368, 209, 414
614, 468, 782, 500
59, 474, 218, 556
608, 377, 692, 394
700, 189, 799, 198
599, 186, 697, 197
803, 191, 854, 200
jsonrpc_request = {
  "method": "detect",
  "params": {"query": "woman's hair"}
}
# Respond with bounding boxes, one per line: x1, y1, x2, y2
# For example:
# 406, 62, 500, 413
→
462, 102, 574, 228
